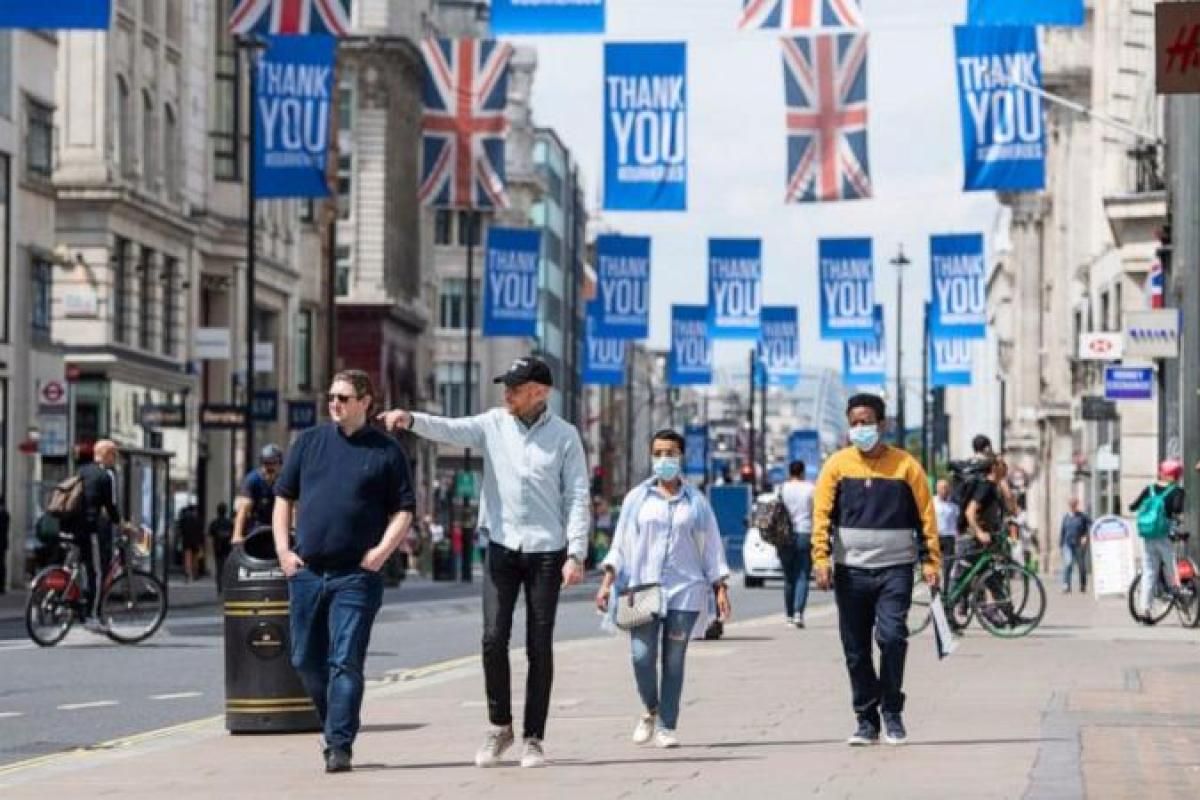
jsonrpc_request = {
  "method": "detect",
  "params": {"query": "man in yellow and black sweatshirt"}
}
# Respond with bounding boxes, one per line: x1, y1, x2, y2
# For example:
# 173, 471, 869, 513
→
812, 393, 940, 747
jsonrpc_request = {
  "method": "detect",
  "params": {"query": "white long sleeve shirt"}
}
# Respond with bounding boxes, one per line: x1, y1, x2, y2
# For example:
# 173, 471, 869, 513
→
410, 407, 591, 561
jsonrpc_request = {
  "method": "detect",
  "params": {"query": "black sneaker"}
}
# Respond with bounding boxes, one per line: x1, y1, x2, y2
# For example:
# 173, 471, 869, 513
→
324, 748, 353, 773
846, 718, 879, 746
883, 714, 907, 746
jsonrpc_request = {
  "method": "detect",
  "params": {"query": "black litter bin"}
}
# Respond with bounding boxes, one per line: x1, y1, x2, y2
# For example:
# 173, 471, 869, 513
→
223, 528, 321, 733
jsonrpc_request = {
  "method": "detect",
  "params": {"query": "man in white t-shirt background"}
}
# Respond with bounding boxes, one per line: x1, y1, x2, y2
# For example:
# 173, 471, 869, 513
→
933, 479, 960, 589
779, 460, 816, 628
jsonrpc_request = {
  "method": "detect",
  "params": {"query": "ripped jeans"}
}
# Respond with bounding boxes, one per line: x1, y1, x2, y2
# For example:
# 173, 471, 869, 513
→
630, 610, 699, 731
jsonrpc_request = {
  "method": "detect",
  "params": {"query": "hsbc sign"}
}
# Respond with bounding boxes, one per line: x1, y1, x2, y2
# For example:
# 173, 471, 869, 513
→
1078, 332, 1123, 361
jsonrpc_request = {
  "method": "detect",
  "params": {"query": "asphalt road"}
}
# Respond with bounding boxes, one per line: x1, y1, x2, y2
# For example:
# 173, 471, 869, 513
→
0, 574, 818, 768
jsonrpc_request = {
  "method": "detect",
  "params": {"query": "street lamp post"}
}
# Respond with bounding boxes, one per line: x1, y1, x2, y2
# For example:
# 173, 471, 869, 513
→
891, 245, 911, 447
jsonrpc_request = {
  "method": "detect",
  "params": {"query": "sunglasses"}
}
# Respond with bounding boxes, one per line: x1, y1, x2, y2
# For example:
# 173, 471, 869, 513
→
326, 393, 361, 404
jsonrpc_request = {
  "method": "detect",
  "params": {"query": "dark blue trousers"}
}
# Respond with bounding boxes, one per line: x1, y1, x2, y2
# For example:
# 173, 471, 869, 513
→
833, 564, 914, 724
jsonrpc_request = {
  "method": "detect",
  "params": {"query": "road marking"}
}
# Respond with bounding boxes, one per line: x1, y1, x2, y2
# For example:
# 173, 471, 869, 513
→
0, 712, 23, 719
149, 692, 203, 701
57, 701, 118, 711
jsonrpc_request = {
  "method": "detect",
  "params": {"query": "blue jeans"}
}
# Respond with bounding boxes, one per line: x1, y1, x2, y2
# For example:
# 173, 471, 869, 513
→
1061, 542, 1087, 590
833, 564, 913, 723
780, 535, 813, 618
630, 610, 699, 730
288, 566, 384, 753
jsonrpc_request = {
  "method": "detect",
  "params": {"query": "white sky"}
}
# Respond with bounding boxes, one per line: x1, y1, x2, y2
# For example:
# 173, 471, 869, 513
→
523, 0, 1000, 379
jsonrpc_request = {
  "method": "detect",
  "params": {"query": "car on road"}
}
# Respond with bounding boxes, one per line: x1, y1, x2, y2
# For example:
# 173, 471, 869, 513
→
742, 522, 784, 588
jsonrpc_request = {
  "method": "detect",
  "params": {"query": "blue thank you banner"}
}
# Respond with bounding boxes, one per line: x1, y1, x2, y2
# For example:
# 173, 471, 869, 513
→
930, 337, 974, 387
842, 305, 886, 385
491, 0, 605, 34
954, 25, 1045, 192
930, 233, 987, 339
760, 306, 800, 387
582, 304, 627, 386
684, 424, 708, 477
787, 430, 822, 473
819, 238, 875, 340
483, 227, 542, 337
967, 0, 1083, 27
669, 305, 712, 385
594, 235, 651, 339
708, 238, 762, 339
0, 1, 110, 29
603, 42, 687, 211
254, 35, 336, 199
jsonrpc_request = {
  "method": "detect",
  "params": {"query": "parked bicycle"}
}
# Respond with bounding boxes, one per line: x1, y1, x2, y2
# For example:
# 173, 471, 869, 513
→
910, 537, 1046, 638
25, 523, 167, 646
1126, 529, 1200, 628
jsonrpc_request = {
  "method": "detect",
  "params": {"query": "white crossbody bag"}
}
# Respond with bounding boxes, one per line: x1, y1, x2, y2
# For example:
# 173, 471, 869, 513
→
614, 506, 676, 632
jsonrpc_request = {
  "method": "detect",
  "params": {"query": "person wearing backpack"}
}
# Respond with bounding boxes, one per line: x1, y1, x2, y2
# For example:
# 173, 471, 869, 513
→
1129, 460, 1186, 623
66, 441, 122, 627
778, 460, 815, 627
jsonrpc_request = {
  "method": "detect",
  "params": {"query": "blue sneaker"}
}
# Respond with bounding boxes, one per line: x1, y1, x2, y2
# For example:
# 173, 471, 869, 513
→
847, 717, 880, 746
883, 714, 907, 746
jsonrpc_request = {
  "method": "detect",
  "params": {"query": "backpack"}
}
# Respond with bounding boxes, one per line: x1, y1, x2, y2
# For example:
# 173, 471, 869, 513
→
948, 458, 988, 533
755, 498, 795, 550
45, 475, 86, 520
1135, 484, 1175, 539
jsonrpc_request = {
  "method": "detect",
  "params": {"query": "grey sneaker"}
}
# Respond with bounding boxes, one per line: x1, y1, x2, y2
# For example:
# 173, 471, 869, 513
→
883, 714, 907, 746
474, 725, 515, 768
847, 718, 880, 746
520, 737, 546, 768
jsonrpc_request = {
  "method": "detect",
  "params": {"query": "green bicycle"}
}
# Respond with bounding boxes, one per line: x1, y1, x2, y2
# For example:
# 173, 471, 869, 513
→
909, 540, 1046, 639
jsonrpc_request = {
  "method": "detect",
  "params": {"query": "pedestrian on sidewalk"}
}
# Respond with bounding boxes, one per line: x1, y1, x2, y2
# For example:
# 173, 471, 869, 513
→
0, 495, 9, 594
596, 430, 731, 749
273, 370, 416, 774
1058, 497, 1091, 594
177, 502, 204, 582
933, 479, 959, 590
812, 393, 940, 747
1130, 460, 1186, 624
233, 444, 283, 545
208, 502, 234, 592
778, 460, 814, 628
380, 355, 591, 769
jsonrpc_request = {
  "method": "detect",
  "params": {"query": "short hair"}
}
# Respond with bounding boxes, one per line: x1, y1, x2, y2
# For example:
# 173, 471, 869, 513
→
789, 460, 806, 478
972, 434, 993, 454
216, 502, 228, 516
332, 369, 376, 401
650, 428, 686, 454
846, 393, 886, 423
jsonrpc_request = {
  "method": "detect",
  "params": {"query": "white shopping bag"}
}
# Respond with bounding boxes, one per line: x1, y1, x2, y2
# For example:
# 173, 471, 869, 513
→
929, 590, 959, 660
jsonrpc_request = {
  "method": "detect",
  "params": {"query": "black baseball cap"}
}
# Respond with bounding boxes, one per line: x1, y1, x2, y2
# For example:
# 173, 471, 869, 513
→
493, 356, 553, 388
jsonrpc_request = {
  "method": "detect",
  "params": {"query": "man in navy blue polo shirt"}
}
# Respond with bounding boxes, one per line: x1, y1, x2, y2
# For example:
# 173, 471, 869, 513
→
273, 369, 415, 774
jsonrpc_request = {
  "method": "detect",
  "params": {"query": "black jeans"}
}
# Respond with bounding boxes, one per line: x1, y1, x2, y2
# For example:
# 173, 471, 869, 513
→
75, 524, 112, 618
834, 564, 914, 724
482, 541, 566, 740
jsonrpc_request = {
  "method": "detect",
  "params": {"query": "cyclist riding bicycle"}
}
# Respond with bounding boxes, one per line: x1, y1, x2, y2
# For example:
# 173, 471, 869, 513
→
950, 456, 1008, 627
1129, 459, 1187, 623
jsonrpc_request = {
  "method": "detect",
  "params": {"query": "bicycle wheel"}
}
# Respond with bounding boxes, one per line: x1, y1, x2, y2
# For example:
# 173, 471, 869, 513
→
24, 571, 77, 647
908, 573, 932, 635
972, 563, 1045, 638
101, 569, 167, 644
1127, 572, 1173, 625
1174, 570, 1200, 628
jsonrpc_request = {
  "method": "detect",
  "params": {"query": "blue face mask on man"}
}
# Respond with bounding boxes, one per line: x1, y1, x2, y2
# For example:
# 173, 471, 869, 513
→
653, 456, 682, 482
848, 424, 880, 453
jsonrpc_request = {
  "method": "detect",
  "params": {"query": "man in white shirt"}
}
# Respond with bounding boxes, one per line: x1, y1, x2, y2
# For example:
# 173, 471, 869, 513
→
779, 460, 816, 627
933, 479, 960, 589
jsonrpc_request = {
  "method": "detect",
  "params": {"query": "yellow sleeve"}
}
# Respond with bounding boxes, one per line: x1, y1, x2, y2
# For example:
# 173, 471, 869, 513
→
907, 457, 941, 573
811, 452, 841, 571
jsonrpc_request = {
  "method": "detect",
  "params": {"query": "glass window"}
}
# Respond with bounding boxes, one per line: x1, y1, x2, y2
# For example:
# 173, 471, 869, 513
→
337, 84, 353, 220
0, 33, 11, 120
165, 0, 182, 42
335, 244, 351, 296
31, 256, 52, 339
163, 104, 179, 200
435, 209, 453, 245
438, 278, 481, 330
113, 236, 131, 344
139, 246, 155, 350
212, 0, 239, 181
25, 97, 54, 181
0, 154, 8, 343
161, 256, 177, 356
296, 309, 314, 390
117, 76, 136, 178
435, 362, 480, 418
457, 211, 482, 247
142, 90, 157, 188
142, 0, 157, 30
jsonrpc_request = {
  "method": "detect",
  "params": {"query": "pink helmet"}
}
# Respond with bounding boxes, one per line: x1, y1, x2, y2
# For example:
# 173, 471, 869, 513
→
1160, 459, 1183, 480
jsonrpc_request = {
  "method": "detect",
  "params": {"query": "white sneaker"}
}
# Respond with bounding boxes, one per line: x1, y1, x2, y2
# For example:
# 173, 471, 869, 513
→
654, 728, 680, 749
520, 738, 546, 768
785, 615, 795, 626
632, 713, 656, 745
474, 725, 515, 768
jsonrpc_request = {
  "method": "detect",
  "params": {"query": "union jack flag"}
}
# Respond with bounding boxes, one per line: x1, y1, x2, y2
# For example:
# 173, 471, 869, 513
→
782, 33, 871, 203
229, 0, 351, 36
740, 0, 863, 30
1148, 261, 1164, 308
420, 38, 514, 210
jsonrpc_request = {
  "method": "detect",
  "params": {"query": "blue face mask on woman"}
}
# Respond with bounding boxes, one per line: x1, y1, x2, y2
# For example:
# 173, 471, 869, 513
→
848, 424, 880, 453
653, 456, 682, 482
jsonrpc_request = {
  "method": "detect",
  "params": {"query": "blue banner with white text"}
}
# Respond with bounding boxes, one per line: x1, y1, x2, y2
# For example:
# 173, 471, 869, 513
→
582, 304, 626, 385
760, 306, 800, 387
819, 238, 875, 340
254, 35, 336, 199
967, 0, 1083, 27
842, 305, 886, 385
684, 424, 708, 477
930, 233, 987, 339
930, 337, 974, 387
594, 234, 651, 339
604, 42, 687, 211
787, 430, 822, 474
954, 25, 1045, 192
0, 1, 110, 29
669, 305, 712, 385
708, 238, 762, 339
482, 227, 542, 337
491, 0, 605, 34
